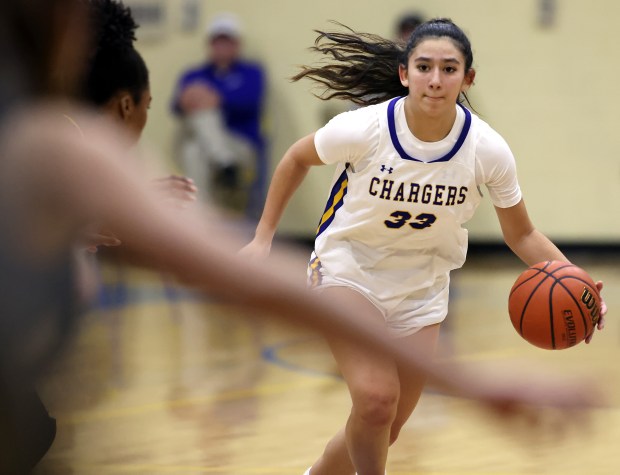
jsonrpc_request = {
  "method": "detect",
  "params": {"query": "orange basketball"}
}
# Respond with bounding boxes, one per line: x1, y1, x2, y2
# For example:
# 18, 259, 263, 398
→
508, 261, 601, 350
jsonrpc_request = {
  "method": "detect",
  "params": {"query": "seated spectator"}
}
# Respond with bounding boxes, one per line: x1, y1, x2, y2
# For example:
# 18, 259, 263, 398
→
171, 13, 267, 219
395, 11, 426, 42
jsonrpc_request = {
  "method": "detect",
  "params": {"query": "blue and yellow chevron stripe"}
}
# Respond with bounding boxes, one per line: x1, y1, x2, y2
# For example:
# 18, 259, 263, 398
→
307, 254, 323, 288
316, 168, 348, 237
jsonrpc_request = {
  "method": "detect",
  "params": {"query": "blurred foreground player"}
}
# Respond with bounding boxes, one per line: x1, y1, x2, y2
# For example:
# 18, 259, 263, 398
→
0, 1, 608, 472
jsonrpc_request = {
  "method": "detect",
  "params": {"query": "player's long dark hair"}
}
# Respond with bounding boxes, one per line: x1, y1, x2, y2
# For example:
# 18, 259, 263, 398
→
83, 0, 149, 106
292, 18, 474, 107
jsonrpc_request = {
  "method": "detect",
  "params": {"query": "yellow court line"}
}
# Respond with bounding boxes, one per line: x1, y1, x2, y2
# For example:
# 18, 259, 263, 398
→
436, 347, 525, 363
66, 464, 294, 474
61, 343, 611, 425
64, 464, 577, 475
62, 377, 339, 425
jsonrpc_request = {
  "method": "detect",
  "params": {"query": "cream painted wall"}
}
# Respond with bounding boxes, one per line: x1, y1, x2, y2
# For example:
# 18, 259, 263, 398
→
134, 0, 620, 242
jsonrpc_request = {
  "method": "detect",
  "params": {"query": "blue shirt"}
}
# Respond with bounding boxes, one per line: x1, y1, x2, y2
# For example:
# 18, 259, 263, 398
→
172, 60, 266, 152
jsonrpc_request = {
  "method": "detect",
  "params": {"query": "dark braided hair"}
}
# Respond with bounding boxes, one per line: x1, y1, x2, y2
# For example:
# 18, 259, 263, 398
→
293, 18, 474, 107
0, 0, 83, 116
82, 0, 149, 106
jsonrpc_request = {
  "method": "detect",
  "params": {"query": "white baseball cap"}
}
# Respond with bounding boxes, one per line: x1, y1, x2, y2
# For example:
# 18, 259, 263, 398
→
206, 13, 242, 39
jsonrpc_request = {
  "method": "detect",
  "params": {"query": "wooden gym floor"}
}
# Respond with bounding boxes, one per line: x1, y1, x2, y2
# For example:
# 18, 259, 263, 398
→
34, 251, 620, 475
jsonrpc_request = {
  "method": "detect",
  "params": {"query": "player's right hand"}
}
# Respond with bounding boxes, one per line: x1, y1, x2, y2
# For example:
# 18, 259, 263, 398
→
239, 238, 271, 260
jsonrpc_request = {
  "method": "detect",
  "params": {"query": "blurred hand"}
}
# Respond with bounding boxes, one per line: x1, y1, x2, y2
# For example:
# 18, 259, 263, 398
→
179, 83, 221, 113
80, 226, 121, 253
151, 175, 197, 208
585, 280, 607, 344
478, 374, 602, 415
239, 238, 272, 260
455, 362, 606, 434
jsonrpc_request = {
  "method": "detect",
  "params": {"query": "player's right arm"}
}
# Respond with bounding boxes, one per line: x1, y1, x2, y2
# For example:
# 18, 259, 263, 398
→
244, 106, 378, 258
242, 134, 323, 258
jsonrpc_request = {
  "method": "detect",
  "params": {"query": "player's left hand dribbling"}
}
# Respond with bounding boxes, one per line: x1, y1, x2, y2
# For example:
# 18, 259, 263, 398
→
585, 280, 606, 344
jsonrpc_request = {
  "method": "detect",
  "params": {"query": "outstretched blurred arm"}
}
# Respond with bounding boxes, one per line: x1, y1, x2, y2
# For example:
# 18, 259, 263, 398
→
1, 105, 604, 413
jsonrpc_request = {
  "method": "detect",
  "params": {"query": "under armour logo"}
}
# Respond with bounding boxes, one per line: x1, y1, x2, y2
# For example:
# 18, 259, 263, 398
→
380, 165, 393, 174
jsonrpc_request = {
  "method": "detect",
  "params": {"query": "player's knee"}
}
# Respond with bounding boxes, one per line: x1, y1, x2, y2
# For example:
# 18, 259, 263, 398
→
353, 387, 398, 428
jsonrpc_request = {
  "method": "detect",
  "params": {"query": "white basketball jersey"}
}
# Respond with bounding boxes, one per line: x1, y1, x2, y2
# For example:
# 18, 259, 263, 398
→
312, 97, 484, 318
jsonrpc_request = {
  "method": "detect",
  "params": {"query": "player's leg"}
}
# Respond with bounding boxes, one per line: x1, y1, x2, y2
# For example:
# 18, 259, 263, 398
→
176, 131, 212, 202
308, 286, 399, 475
186, 109, 237, 169
389, 324, 441, 446
307, 427, 352, 475
223, 137, 256, 213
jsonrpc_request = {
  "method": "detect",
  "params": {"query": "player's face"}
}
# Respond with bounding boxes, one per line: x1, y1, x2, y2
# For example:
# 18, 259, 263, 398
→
399, 37, 474, 117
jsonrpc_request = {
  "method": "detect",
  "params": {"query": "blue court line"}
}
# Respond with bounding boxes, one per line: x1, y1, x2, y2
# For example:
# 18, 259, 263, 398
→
260, 337, 343, 380
95, 281, 205, 310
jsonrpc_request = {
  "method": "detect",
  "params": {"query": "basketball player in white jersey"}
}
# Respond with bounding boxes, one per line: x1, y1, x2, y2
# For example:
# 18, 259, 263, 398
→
242, 19, 607, 475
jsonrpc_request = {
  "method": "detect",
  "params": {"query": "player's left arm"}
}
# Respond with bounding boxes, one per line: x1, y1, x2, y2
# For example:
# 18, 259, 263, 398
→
495, 199, 567, 266
495, 200, 607, 341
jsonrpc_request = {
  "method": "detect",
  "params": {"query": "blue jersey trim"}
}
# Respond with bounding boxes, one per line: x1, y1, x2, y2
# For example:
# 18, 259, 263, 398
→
387, 97, 471, 163
316, 167, 349, 237
307, 254, 323, 288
